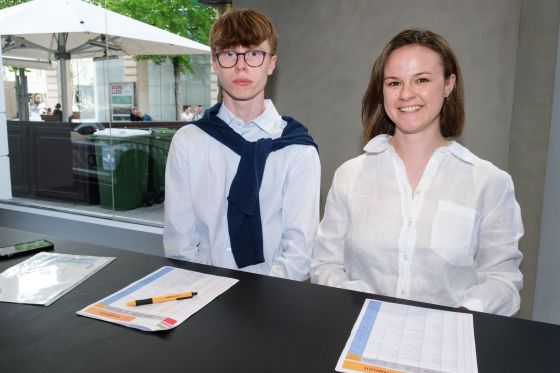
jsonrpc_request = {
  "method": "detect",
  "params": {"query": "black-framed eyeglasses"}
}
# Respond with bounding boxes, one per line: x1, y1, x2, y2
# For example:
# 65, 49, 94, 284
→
214, 49, 271, 68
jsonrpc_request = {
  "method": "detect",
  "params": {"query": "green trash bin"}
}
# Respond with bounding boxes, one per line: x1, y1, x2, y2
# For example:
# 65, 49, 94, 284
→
148, 128, 176, 204
90, 128, 151, 211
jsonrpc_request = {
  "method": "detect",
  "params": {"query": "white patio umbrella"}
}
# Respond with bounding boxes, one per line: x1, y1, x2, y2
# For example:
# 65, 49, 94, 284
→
0, 0, 211, 120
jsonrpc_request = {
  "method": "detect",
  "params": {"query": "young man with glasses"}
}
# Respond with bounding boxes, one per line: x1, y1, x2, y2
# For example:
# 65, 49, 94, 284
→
163, 9, 321, 281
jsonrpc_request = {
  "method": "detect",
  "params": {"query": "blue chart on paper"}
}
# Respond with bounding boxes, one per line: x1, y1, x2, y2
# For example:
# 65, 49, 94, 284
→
348, 300, 381, 358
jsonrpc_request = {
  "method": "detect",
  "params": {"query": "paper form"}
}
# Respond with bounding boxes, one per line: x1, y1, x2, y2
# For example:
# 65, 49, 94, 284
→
336, 299, 478, 373
77, 266, 238, 332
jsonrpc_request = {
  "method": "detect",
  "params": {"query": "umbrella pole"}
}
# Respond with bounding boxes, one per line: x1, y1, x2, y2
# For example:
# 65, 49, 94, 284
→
56, 33, 71, 123
59, 58, 69, 122
16, 68, 29, 121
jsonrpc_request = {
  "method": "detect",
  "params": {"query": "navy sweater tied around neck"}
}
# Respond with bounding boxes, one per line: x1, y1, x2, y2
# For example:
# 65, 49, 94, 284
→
191, 103, 318, 268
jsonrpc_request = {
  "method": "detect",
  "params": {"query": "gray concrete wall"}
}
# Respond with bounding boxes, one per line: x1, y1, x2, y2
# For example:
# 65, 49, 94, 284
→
507, 0, 560, 322
533, 8, 560, 325
235, 0, 552, 320
236, 0, 520, 201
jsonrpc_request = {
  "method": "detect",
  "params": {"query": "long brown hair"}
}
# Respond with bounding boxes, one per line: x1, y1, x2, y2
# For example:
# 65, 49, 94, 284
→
362, 29, 465, 140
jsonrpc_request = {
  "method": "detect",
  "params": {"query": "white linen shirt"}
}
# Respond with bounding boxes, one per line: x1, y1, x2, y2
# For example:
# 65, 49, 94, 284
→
164, 100, 320, 281
311, 134, 523, 316
180, 112, 194, 122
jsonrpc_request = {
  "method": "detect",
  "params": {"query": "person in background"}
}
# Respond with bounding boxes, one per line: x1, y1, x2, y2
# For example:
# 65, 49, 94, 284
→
193, 105, 204, 121
164, 9, 321, 281
311, 29, 524, 316
52, 103, 62, 120
181, 105, 194, 121
130, 107, 143, 121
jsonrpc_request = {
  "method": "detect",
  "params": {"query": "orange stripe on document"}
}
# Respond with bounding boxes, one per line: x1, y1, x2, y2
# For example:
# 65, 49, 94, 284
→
346, 354, 362, 361
342, 359, 406, 373
86, 304, 135, 322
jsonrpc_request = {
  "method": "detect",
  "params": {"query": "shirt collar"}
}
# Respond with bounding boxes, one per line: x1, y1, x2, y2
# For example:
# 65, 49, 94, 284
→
218, 99, 281, 135
363, 134, 392, 153
363, 134, 475, 165
447, 140, 475, 164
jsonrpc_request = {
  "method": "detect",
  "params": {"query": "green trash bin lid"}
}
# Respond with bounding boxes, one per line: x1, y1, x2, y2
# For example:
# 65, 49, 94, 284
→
150, 127, 176, 139
91, 128, 152, 138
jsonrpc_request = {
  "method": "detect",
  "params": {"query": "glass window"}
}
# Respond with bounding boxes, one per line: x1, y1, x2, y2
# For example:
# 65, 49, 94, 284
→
2, 2, 215, 228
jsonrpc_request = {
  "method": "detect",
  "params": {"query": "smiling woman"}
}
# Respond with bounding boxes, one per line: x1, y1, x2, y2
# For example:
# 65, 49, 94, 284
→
382, 45, 455, 140
310, 29, 524, 317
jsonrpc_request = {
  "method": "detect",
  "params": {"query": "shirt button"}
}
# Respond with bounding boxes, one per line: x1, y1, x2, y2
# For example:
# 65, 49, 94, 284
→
406, 220, 412, 226
226, 247, 232, 253
400, 289, 406, 295
403, 254, 409, 261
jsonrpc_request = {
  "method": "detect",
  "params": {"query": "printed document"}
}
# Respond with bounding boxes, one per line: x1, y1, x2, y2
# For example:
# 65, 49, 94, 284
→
77, 266, 238, 332
0, 252, 114, 306
337, 299, 478, 373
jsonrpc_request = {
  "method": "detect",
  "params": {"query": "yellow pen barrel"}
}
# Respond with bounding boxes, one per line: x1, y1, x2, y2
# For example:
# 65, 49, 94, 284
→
127, 291, 197, 307
152, 292, 195, 303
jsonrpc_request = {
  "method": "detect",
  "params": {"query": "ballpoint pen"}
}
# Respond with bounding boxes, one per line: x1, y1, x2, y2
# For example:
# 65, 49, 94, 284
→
127, 291, 197, 306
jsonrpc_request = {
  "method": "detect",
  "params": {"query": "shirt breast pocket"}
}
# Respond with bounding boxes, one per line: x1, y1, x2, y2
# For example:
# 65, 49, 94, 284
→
430, 201, 476, 266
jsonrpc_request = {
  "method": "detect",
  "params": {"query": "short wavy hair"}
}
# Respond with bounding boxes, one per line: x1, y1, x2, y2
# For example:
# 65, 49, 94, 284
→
362, 29, 465, 140
210, 9, 278, 55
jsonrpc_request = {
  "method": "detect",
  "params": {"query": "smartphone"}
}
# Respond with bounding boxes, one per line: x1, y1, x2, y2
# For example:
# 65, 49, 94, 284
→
0, 239, 54, 259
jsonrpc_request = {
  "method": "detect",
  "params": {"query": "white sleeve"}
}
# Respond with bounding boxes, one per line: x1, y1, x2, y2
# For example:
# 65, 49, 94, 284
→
269, 146, 321, 281
163, 129, 207, 264
459, 173, 524, 316
310, 165, 372, 293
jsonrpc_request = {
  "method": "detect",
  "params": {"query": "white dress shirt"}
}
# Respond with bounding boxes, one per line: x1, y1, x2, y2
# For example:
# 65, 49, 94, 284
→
311, 134, 523, 316
181, 112, 194, 122
164, 100, 320, 281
